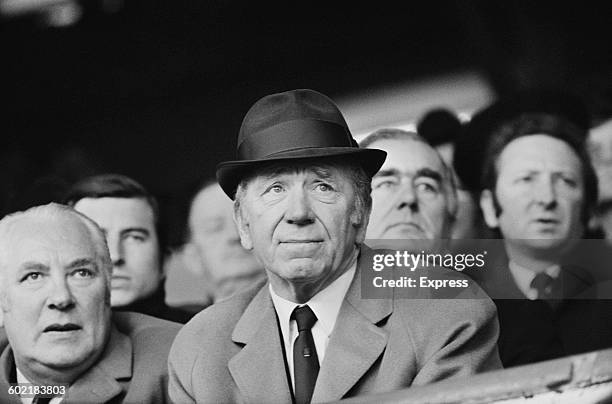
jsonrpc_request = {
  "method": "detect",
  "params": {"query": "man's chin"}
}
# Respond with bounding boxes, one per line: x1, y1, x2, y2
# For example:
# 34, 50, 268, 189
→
382, 227, 428, 240
110, 291, 137, 308
518, 237, 575, 252
37, 348, 92, 369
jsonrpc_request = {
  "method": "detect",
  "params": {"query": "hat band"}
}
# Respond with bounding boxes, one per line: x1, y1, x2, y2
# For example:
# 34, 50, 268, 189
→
237, 119, 353, 160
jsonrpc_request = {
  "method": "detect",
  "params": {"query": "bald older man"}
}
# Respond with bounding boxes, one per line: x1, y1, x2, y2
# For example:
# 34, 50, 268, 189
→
360, 129, 458, 242
0, 203, 179, 403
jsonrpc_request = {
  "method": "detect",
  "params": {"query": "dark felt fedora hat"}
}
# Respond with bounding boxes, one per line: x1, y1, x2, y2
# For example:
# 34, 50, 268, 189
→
216, 89, 387, 198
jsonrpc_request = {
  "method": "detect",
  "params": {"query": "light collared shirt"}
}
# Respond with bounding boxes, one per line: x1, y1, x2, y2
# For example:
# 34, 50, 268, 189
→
16, 368, 64, 404
508, 260, 561, 300
269, 261, 357, 390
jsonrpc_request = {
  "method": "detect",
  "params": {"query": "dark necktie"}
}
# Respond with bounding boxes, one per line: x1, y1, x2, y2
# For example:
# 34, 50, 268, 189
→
32, 395, 52, 404
530, 272, 555, 300
292, 305, 319, 404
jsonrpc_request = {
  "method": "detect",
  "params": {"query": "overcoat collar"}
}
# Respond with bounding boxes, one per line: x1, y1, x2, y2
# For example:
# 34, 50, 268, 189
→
229, 246, 393, 403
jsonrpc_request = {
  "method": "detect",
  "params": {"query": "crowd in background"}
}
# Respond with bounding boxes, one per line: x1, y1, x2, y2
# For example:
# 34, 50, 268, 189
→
1, 85, 612, 402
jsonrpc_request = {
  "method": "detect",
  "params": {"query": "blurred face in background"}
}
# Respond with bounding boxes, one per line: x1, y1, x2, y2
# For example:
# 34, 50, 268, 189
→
73, 197, 162, 307
366, 138, 455, 240
187, 183, 263, 298
588, 118, 612, 241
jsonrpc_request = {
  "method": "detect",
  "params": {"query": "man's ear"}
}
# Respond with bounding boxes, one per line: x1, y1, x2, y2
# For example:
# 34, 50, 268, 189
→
480, 189, 499, 228
352, 203, 371, 244
233, 205, 253, 250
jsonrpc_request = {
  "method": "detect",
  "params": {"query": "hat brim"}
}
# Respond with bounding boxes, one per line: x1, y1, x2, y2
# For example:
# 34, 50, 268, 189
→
216, 147, 387, 199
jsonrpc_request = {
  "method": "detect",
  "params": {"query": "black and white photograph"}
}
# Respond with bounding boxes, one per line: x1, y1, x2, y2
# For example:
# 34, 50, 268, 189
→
1, 1, 612, 403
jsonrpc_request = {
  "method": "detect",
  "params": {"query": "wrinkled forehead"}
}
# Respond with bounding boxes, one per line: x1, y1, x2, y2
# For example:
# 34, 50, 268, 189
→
372, 138, 450, 179
497, 134, 583, 173
0, 215, 97, 267
248, 160, 354, 184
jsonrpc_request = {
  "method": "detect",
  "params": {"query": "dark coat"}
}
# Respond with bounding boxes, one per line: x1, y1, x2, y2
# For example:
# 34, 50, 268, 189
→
466, 247, 612, 367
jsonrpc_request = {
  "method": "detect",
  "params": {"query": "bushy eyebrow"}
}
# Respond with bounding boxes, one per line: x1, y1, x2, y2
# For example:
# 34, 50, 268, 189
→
120, 227, 150, 236
374, 168, 401, 178
374, 168, 443, 182
415, 168, 443, 182
66, 258, 98, 270
17, 258, 98, 274
259, 166, 334, 182
19, 262, 49, 272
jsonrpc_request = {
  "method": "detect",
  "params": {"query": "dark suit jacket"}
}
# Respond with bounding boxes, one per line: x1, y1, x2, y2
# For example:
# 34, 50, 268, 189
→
115, 282, 195, 324
0, 312, 181, 404
466, 248, 612, 367
168, 247, 501, 404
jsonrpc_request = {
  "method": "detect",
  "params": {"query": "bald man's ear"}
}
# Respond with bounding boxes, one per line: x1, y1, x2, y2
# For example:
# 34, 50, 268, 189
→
480, 189, 500, 229
233, 204, 253, 251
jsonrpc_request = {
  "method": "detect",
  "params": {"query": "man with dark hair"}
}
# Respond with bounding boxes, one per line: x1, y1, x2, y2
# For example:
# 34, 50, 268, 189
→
169, 89, 500, 403
472, 112, 612, 366
0, 203, 179, 403
64, 174, 192, 323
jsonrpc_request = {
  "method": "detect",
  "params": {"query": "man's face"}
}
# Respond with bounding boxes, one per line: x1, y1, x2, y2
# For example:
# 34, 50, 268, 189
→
188, 184, 263, 289
235, 163, 365, 297
588, 118, 612, 202
366, 138, 453, 240
0, 214, 110, 379
481, 134, 585, 251
73, 197, 161, 307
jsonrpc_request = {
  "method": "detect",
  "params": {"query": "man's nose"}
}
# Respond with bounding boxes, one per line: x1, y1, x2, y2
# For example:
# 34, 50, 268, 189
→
285, 188, 315, 225
396, 182, 418, 210
107, 234, 125, 266
534, 177, 558, 207
47, 277, 75, 310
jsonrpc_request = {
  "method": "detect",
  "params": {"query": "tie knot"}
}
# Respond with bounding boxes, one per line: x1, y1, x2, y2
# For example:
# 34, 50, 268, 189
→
530, 272, 555, 296
292, 305, 317, 332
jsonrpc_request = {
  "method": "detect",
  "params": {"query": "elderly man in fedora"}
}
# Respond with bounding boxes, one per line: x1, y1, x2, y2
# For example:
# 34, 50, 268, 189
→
168, 89, 501, 404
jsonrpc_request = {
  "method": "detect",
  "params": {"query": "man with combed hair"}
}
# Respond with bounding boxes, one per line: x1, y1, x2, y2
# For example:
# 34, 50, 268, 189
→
360, 128, 458, 242
473, 112, 612, 366
169, 89, 501, 404
64, 174, 192, 323
0, 203, 180, 403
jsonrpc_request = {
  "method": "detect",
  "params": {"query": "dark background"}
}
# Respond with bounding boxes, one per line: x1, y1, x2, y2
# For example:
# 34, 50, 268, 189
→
2, 1, 612, 245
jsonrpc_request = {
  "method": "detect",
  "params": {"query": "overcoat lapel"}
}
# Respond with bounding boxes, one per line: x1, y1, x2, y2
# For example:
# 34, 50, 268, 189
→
0, 346, 22, 404
229, 286, 293, 404
63, 326, 132, 403
311, 250, 392, 403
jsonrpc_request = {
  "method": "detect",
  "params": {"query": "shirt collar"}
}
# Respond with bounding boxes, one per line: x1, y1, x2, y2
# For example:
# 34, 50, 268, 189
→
270, 261, 357, 339
16, 367, 29, 385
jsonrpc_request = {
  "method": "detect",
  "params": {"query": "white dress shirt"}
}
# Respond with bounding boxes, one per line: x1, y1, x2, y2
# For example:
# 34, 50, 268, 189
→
16, 368, 64, 404
269, 262, 356, 390
508, 260, 561, 300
